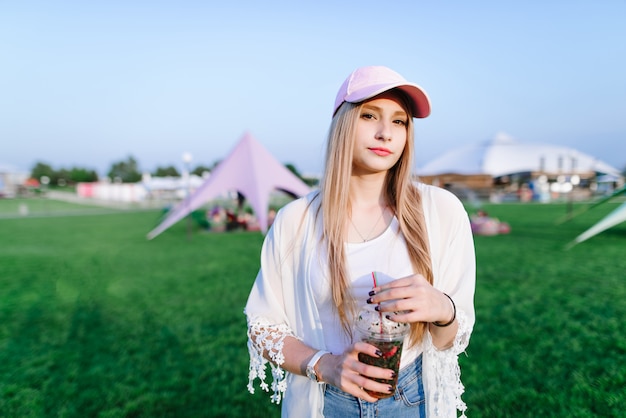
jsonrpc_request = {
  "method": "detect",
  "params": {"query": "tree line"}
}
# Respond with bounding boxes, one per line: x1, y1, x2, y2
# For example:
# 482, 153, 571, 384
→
29, 156, 214, 186
30, 156, 315, 186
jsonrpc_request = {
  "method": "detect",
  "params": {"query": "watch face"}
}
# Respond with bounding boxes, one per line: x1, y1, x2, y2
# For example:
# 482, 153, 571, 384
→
306, 366, 317, 381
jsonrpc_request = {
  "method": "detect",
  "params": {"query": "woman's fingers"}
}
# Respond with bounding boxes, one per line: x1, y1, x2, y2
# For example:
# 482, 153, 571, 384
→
354, 341, 379, 357
368, 273, 450, 323
373, 273, 427, 292
343, 362, 395, 402
369, 279, 426, 307
353, 372, 394, 402
371, 274, 427, 300
327, 343, 397, 401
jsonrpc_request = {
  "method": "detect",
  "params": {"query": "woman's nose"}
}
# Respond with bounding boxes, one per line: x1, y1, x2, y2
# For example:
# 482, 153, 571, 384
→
375, 121, 392, 141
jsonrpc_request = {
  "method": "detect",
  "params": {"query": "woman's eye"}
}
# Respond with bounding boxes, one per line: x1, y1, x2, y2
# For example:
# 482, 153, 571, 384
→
393, 119, 407, 126
361, 113, 375, 120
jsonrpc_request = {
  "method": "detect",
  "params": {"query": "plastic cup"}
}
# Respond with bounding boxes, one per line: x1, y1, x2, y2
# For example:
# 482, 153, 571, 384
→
355, 308, 409, 399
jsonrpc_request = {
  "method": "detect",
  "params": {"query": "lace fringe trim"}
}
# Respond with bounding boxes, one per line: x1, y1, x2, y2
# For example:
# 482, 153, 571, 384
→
425, 309, 471, 417
246, 311, 472, 415
246, 318, 297, 404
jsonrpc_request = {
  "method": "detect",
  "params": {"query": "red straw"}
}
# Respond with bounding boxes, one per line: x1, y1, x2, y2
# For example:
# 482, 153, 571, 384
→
371, 271, 382, 333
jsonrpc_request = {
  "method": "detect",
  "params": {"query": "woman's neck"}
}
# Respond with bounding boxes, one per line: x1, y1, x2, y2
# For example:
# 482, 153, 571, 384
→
349, 173, 387, 208
346, 174, 392, 243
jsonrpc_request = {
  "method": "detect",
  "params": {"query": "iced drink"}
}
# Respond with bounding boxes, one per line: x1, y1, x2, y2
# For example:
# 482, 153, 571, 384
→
356, 307, 409, 399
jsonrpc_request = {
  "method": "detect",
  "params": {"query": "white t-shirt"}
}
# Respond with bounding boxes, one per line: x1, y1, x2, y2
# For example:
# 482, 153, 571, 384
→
312, 217, 420, 369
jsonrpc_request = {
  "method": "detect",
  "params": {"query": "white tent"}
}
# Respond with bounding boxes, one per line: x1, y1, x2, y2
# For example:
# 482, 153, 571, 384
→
147, 132, 311, 239
417, 132, 622, 178
571, 202, 626, 246
567, 186, 626, 247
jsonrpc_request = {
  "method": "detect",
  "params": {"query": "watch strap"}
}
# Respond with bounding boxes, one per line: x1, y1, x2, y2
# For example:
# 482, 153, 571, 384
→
306, 350, 329, 382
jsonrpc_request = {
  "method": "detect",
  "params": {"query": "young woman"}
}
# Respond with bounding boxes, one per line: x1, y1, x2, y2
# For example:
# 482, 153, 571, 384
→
245, 66, 476, 417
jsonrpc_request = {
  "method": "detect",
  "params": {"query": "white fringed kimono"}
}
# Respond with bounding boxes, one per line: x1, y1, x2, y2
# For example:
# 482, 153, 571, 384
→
245, 184, 476, 417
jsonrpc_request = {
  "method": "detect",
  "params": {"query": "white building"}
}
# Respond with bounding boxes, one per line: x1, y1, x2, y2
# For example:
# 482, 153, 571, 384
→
0, 164, 29, 198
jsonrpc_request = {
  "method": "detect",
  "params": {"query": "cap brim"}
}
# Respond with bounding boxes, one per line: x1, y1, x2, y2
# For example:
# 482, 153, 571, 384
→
344, 82, 431, 118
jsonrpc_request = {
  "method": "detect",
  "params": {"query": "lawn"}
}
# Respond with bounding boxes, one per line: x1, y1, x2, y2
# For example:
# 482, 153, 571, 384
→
0, 197, 624, 417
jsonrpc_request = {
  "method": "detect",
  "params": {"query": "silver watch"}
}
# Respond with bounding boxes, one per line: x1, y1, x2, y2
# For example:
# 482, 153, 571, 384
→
305, 350, 329, 383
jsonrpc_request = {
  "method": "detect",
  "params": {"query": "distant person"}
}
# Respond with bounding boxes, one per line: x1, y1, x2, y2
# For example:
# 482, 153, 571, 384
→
245, 66, 476, 417
470, 209, 511, 236
225, 209, 238, 231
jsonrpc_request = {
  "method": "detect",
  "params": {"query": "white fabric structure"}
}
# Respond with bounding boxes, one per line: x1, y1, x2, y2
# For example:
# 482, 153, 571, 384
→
568, 186, 626, 247
147, 132, 311, 239
572, 202, 626, 246
417, 132, 621, 178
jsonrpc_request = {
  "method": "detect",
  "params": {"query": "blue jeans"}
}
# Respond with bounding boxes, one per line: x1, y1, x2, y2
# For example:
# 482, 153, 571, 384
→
323, 354, 425, 418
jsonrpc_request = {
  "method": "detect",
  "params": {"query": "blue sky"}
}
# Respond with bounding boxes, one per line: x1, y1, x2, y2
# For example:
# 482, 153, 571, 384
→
2, 0, 625, 177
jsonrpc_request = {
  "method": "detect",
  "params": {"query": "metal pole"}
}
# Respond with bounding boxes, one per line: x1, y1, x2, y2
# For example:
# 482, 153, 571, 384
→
183, 152, 193, 241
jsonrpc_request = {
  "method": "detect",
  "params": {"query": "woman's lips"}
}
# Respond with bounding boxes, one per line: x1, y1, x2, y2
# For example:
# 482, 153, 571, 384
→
369, 147, 391, 156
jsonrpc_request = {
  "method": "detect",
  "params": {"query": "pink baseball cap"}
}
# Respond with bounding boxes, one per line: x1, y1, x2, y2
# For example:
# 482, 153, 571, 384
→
333, 66, 431, 118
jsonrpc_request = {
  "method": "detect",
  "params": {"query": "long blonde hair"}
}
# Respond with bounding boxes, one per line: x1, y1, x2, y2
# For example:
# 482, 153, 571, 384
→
318, 92, 433, 346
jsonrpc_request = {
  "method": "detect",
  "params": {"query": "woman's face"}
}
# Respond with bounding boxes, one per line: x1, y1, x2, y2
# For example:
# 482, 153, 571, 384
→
352, 91, 409, 176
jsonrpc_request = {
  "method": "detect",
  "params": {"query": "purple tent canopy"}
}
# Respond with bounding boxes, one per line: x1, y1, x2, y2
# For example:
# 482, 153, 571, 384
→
147, 132, 311, 239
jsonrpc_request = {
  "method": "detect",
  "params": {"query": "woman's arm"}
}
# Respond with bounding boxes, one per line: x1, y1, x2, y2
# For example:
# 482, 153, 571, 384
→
281, 336, 396, 403
249, 325, 398, 404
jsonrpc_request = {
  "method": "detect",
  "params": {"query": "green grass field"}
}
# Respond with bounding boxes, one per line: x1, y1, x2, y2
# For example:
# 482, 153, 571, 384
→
1, 197, 624, 417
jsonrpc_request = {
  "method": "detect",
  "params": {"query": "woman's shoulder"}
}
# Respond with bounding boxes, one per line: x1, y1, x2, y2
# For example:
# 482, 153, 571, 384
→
278, 190, 319, 214
272, 190, 320, 227
415, 182, 464, 208
414, 183, 471, 238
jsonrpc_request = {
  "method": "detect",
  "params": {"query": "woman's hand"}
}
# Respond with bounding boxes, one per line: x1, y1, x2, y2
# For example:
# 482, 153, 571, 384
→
316, 342, 396, 402
367, 273, 457, 349
368, 273, 453, 324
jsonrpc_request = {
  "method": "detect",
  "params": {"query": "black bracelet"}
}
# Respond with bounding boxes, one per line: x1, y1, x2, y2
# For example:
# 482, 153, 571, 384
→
432, 293, 456, 327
